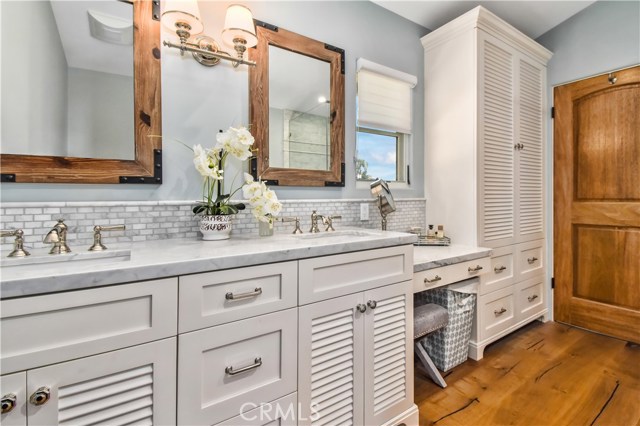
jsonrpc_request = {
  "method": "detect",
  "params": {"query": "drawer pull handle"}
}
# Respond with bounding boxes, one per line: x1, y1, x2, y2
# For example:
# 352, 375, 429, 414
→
468, 265, 483, 272
494, 265, 507, 273
367, 300, 377, 309
494, 307, 507, 316
1, 393, 17, 413
527, 257, 538, 264
528, 294, 539, 302
29, 387, 50, 406
424, 275, 442, 284
356, 304, 367, 313
225, 287, 262, 300
225, 357, 262, 376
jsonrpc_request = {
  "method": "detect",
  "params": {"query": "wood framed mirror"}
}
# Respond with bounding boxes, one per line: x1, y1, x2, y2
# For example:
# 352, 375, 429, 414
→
249, 23, 344, 187
0, 0, 162, 184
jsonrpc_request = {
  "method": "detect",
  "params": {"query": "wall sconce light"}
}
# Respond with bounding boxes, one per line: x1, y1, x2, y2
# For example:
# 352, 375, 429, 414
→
162, 1, 257, 68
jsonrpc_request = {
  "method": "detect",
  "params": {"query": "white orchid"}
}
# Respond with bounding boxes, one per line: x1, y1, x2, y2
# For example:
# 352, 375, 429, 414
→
193, 144, 222, 180
189, 126, 255, 216
215, 127, 254, 161
243, 175, 281, 223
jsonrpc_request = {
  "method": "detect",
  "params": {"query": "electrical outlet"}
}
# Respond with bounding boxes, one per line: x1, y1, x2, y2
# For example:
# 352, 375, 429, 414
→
360, 203, 369, 221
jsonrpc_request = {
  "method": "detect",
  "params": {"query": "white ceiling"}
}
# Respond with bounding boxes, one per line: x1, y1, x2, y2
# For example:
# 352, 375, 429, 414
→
50, 1, 133, 77
372, 0, 596, 39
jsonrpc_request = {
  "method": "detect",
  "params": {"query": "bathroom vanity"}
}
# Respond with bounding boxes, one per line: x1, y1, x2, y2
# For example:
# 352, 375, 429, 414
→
0, 231, 419, 426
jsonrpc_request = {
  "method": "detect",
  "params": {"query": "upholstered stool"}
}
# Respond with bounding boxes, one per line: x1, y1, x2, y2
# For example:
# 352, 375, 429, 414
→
414, 303, 448, 388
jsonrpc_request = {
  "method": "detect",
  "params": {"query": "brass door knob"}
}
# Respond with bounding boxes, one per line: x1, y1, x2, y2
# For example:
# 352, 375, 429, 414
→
1, 393, 17, 413
367, 300, 377, 309
356, 304, 367, 313
29, 387, 50, 406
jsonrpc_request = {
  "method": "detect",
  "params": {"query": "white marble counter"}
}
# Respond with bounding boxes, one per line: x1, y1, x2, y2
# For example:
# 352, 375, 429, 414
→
413, 244, 492, 272
0, 229, 416, 299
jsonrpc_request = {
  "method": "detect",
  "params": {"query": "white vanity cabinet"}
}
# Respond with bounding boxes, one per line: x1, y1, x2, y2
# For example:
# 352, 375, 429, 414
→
422, 6, 552, 360
1, 242, 418, 426
298, 247, 417, 426
0, 279, 179, 426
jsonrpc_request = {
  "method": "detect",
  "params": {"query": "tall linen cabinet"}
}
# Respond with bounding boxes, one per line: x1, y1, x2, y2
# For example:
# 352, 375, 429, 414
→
422, 6, 552, 359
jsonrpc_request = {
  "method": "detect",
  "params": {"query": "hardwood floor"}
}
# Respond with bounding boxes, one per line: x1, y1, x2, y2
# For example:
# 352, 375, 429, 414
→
414, 321, 640, 425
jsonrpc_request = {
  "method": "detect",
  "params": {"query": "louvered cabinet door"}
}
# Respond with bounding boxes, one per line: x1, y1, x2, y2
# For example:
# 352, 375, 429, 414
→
477, 30, 516, 248
363, 282, 413, 426
298, 293, 364, 426
26, 338, 176, 426
515, 55, 545, 243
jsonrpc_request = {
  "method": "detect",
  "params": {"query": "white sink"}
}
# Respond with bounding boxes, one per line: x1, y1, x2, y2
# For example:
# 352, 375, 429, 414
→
293, 229, 381, 240
1, 249, 132, 269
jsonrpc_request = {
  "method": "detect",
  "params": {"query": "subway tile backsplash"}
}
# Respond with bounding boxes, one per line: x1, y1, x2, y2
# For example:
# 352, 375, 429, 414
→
0, 199, 426, 252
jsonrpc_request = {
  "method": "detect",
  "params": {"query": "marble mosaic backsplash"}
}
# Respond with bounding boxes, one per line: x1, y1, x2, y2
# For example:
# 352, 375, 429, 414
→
0, 199, 426, 252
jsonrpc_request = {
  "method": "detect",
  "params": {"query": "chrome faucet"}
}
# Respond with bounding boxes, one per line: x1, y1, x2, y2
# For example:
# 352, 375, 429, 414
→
43, 219, 71, 254
309, 210, 325, 233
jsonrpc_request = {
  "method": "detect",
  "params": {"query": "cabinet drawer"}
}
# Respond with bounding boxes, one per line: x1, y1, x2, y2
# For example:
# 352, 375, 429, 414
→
478, 286, 516, 341
214, 393, 298, 426
516, 240, 544, 281
481, 246, 515, 294
1, 278, 177, 374
516, 277, 546, 321
413, 266, 449, 293
299, 245, 412, 304
413, 257, 491, 294
179, 262, 297, 333
178, 308, 297, 425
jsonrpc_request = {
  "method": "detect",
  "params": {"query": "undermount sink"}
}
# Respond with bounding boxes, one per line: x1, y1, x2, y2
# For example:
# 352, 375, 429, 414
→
293, 229, 381, 240
0, 248, 132, 269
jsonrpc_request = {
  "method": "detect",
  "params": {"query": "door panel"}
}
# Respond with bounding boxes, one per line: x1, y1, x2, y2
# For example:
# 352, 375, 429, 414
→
363, 282, 413, 426
26, 338, 176, 426
298, 293, 364, 426
0, 372, 26, 426
554, 65, 640, 343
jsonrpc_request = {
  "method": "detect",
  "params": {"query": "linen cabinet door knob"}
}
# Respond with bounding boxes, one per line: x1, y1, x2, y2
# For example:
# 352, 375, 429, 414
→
1, 393, 17, 413
367, 300, 377, 309
356, 304, 367, 313
29, 387, 50, 406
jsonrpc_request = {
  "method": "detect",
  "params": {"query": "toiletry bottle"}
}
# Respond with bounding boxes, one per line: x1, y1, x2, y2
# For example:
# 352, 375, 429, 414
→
436, 225, 444, 239
427, 225, 435, 238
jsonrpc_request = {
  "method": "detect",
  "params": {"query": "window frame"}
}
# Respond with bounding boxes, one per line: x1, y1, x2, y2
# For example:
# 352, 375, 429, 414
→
355, 126, 409, 184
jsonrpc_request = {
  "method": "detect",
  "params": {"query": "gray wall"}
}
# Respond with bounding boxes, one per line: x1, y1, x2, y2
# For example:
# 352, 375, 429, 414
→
67, 68, 135, 160
1, 1, 67, 157
1, 1, 427, 202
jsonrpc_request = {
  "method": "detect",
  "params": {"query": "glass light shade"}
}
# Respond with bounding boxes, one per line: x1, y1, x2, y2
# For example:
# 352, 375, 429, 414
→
221, 4, 257, 48
162, 0, 204, 35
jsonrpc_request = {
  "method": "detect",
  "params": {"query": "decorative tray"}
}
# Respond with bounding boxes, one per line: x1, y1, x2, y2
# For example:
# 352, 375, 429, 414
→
413, 235, 451, 246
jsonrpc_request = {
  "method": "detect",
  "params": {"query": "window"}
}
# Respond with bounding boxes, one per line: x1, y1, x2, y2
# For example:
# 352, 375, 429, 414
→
355, 59, 416, 183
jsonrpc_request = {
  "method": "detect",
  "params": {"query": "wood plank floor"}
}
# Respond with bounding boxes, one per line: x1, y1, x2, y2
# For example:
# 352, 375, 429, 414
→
414, 321, 640, 425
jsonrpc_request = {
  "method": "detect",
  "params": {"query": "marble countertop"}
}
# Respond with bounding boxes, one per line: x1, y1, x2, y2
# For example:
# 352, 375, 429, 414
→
1, 229, 416, 299
413, 244, 492, 272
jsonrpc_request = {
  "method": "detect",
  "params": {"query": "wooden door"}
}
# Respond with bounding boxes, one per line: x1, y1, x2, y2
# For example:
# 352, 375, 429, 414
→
554, 65, 640, 343
363, 282, 413, 426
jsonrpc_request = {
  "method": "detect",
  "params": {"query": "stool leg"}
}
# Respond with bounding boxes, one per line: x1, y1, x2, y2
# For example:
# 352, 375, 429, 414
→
415, 342, 447, 388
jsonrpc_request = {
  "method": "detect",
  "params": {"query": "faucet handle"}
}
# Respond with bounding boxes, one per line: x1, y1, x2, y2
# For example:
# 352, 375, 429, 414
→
89, 224, 126, 251
324, 215, 342, 232
1, 229, 30, 258
280, 217, 303, 234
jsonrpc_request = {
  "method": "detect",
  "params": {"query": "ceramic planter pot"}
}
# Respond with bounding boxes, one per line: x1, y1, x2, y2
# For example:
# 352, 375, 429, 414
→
199, 215, 232, 241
